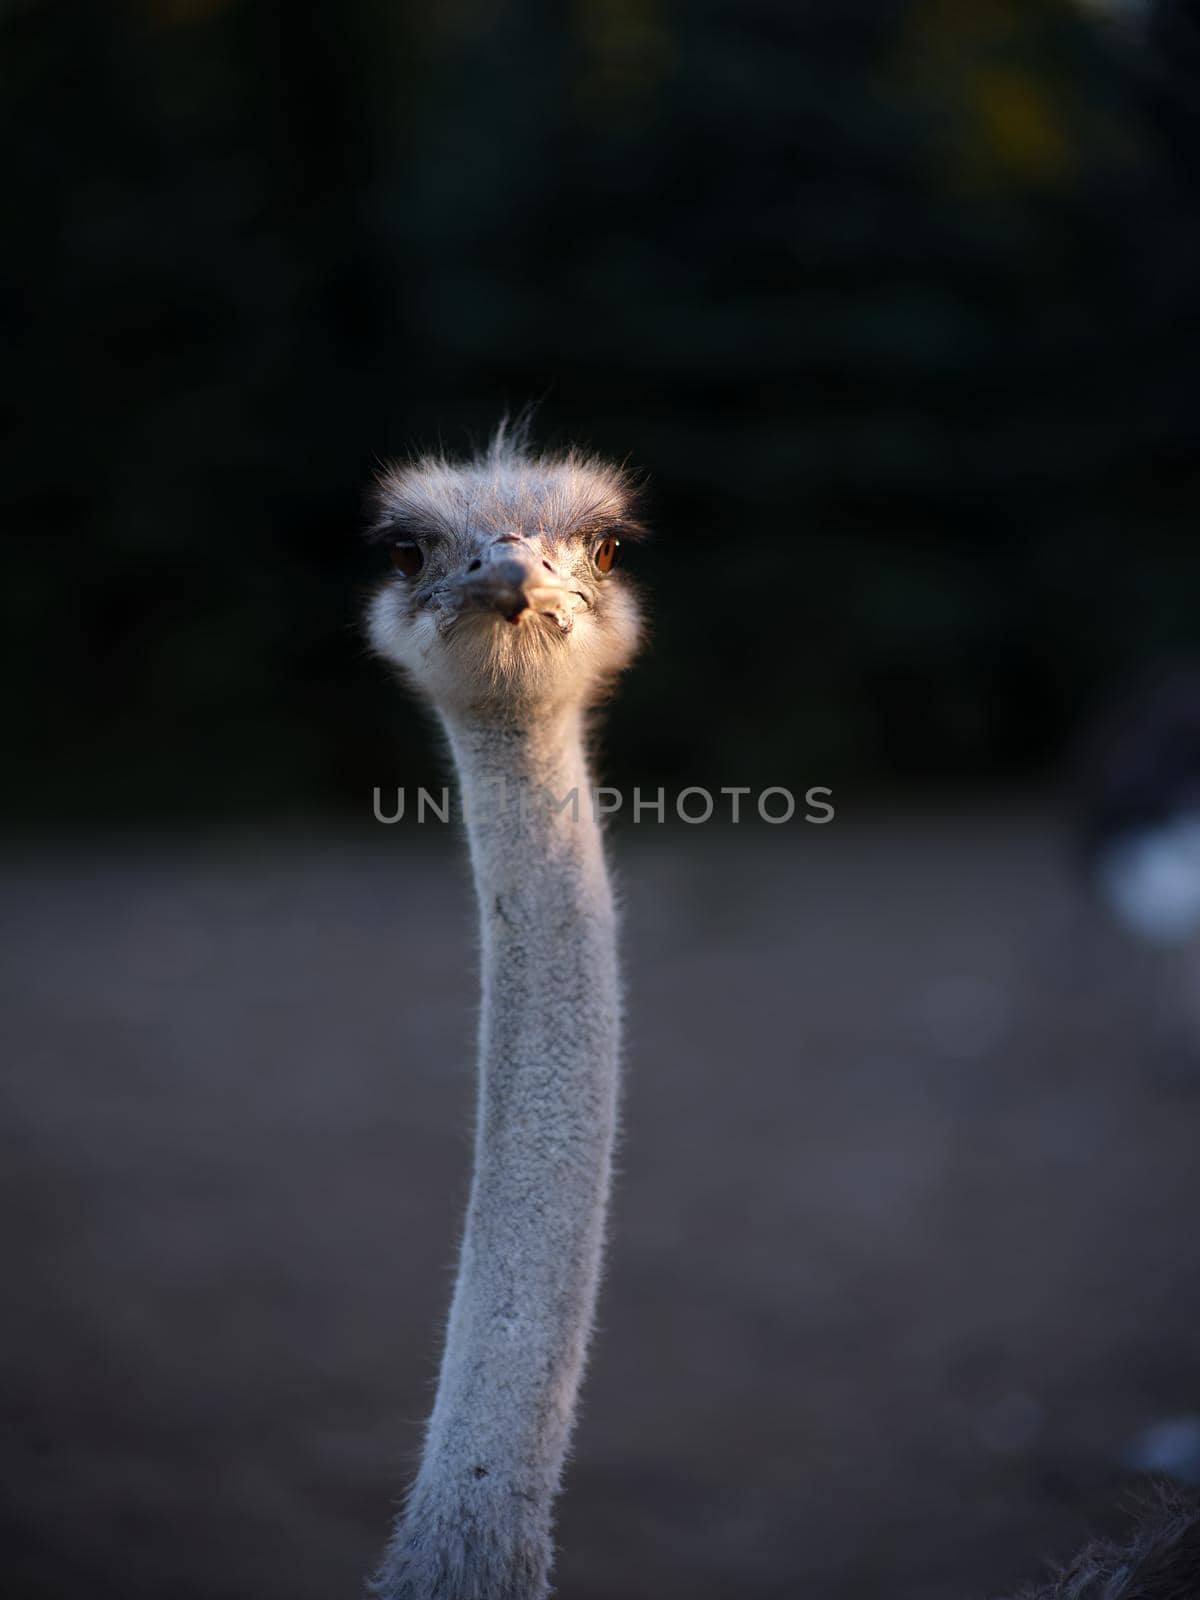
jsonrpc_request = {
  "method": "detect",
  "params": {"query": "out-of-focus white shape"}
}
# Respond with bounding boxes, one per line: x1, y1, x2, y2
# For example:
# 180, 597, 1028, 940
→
1125, 1415, 1200, 1485
1097, 814, 1200, 945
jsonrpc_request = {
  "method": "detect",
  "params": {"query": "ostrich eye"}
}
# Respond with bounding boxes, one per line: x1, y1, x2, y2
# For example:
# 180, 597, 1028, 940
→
592, 535, 619, 574
391, 541, 424, 577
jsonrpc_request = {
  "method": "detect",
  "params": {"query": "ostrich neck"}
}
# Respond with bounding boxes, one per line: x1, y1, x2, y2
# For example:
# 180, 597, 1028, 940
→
379, 706, 619, 1598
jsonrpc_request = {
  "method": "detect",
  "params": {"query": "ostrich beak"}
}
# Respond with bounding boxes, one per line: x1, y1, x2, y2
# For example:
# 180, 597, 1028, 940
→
455, 542, 573, 629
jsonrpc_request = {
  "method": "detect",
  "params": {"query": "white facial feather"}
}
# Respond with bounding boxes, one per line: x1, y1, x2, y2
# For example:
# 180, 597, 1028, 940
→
365, 431, 643, 719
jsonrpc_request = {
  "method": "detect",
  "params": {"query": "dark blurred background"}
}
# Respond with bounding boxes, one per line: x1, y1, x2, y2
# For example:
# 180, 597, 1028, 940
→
6, 2, 1200, 1598
8, 0, 1200, 816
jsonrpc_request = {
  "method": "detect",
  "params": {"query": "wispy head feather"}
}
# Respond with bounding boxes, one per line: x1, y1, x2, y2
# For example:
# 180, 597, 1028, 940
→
367, 424, 645, 548
1012, 1489, 1200, 1600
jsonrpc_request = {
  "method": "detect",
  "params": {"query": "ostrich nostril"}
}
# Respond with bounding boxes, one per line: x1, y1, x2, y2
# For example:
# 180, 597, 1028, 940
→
542, 560, 555, 574
468, 558, 482, 572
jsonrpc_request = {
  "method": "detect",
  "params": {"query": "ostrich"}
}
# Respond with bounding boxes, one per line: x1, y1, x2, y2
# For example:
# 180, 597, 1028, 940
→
1078, 663, 1200, 1052
363, 422, 641, 1600
362, 426, 1200, 1600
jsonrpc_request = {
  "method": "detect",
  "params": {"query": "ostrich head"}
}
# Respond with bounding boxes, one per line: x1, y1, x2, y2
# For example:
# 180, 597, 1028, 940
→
365, 426, 644, 719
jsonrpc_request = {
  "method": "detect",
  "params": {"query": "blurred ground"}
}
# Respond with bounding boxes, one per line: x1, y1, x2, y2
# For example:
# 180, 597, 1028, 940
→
3, 808, 1199, 1600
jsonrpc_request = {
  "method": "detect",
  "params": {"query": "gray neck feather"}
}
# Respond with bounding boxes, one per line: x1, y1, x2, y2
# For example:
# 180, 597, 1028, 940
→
371, 709, 620, 1600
